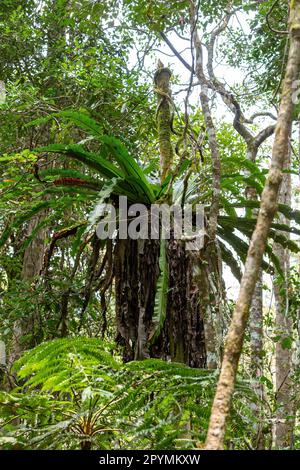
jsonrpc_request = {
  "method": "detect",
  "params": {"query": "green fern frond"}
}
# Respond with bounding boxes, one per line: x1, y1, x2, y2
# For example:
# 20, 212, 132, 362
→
219, 215, 300, 237
231, 200, 300, 224
58, 110, 104, 138
26, 110, 106, 139
217, 226, 274, 274
14, 337, 120, 393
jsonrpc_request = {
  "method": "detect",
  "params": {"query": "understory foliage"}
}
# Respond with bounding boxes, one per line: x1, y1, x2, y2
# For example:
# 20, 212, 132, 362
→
0, 338, 255, 450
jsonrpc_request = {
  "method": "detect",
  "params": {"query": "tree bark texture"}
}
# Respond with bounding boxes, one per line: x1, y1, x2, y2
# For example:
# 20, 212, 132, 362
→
114, 236, 207, 368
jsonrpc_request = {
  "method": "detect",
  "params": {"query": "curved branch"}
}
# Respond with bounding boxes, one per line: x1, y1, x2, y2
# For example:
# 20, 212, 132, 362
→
159, 31, 194, 73
266, 0, 289, 35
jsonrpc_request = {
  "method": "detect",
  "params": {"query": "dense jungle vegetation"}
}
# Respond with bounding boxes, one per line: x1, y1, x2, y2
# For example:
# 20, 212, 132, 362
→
1, 0, 300, 452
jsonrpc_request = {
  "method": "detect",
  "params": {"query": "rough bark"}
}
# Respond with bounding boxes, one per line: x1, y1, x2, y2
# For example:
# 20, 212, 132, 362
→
205, 1, 300, 449
198, 246, 224, 370
249, 270, 265, 449
114, 236, 207, 367
154, 240, 207, 368
114, 237, 160, 362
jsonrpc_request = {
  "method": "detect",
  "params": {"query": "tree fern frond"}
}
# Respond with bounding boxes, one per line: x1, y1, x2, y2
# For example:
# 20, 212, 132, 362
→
219, 217, 299, 252
219, 215, 300, 236
231, 200, 300, 224
14, 337, 120, 393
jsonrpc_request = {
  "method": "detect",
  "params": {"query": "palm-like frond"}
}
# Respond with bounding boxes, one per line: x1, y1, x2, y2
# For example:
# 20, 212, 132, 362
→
218, 225, 276, 274
36, 143, 123, 179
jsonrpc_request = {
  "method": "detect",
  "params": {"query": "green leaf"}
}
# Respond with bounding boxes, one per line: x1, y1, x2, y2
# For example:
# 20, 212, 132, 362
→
149, 239, 168, 344
0, 200, 54, 248
219, 240, 242, 281
35, 144, 124, 180
99, 135, 155, 203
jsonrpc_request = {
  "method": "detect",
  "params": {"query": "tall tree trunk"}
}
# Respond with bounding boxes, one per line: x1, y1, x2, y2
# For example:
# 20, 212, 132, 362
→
249, 270, 265, 448
8, 0, 69, 368
114, 237, 160, 362
9, 215, 47, 368
189, 6, 223, 369
154, 242, 207, 368
154, 61, 174, 181
273, 143, 294, 448
247, 146, 265, 449
205, 1, 300, 449
199, 247, 224, 370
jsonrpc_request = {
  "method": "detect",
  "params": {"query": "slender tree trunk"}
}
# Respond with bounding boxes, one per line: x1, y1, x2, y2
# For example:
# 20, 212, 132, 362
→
205, 1, 300, 449
273, 143, 294, 448
189, 6, 223, 368
154, 61, 174, 181
6, 0, 70, 371
199, 247, 224, 370
247, 146, 265, 449
249, 270, 265, 448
